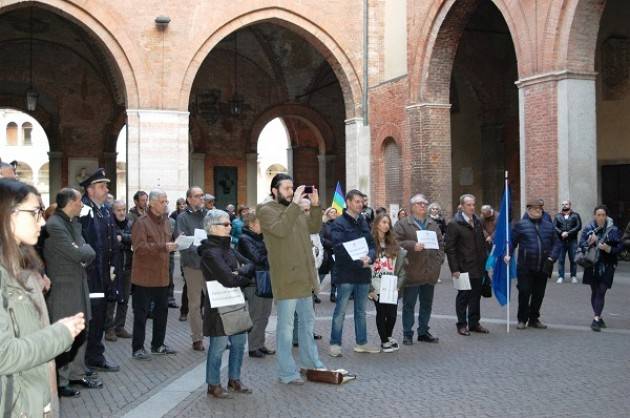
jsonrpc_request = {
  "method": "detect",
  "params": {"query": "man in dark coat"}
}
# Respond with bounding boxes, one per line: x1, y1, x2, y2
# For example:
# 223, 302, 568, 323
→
329, 189, 378, 356
553, 200, 582, 283
78, 168, 120, 372
104, 200, 133, 341
507, 199, 561, 329
44, 188, 100, 396
445, 194, 489, 336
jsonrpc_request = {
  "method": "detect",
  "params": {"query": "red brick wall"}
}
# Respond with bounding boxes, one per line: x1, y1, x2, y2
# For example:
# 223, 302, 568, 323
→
521, 80, 558, 212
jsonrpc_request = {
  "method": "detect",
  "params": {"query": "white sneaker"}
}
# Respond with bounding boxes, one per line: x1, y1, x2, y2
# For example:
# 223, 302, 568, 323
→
381, 342, 394, 353
328, 344, 342, 357
555, 277, 563, 284
571, 276, 578, 284
353, 344, 381, 353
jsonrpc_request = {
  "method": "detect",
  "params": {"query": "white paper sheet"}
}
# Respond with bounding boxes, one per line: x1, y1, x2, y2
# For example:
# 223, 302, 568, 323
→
379, 274, 399, 304
89, 293, 105, 299
452, 272, 472, 291
206, 280, 245, 308
193, 228, 207, 246
416, 230, 439, 250
342, 237, 369, 261
175, 234, 195, 251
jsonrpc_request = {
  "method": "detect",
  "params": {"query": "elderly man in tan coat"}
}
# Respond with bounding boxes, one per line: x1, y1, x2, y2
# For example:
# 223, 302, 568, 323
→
130, 189, 177, 360
394, 193, 445, 346
257, 173, 325, 385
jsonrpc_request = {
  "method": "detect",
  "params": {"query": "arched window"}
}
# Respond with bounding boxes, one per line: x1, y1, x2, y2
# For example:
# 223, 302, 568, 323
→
22, 122, 33, 145
383, 137, 402, 207
6, 122, 18, 146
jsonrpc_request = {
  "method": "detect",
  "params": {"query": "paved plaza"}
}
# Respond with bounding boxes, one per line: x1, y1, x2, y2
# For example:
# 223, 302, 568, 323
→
60, 260, 630, 418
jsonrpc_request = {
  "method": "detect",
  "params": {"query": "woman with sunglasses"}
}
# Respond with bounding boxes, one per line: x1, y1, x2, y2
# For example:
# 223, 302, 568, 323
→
199, 209, 255, 398
0, 178, 86, 417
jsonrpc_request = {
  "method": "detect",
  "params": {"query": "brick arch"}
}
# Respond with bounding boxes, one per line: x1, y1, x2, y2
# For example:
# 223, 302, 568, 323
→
554, 0, 606, 74
410, 0, 525, 104
249, 104, 335, 154
178, 8, 361, 118
0, 0, 142, 108
0, 101, 55, 149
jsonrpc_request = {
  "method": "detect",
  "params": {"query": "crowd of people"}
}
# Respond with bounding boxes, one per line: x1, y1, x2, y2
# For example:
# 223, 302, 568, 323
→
1, 162, 629, 415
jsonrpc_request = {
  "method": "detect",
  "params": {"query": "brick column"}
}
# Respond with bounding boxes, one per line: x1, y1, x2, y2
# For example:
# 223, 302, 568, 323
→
126, 109, 189, 205
246, 152, 257, 206
190, 153, 205, 190
516, 71, 597, 218
345, 117, 371, 196
405, 103, 453, 215
102, 151, 117, 197
48, 151, 63, 199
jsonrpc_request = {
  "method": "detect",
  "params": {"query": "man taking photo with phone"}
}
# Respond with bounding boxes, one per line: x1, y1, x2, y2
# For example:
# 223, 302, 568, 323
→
257, 174, 326, 385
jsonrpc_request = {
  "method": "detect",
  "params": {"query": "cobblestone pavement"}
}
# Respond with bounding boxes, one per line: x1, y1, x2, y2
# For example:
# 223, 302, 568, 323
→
61, 260, 630, 418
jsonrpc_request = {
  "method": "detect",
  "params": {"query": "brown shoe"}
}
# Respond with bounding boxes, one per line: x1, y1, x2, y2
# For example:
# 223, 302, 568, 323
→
207, 384, 232, 399
192, 341, 205, 351
470, 324, 490, 334
457, 327, 471, 336
105, 329, 117, 342
115, 329, 132, 339
228, 379, 252, 394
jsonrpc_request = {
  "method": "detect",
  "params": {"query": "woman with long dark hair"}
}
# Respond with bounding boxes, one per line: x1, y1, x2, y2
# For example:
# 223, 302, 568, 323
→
369, 213, 407, 352
578, 205, 624, 332
0, 178, 85, 417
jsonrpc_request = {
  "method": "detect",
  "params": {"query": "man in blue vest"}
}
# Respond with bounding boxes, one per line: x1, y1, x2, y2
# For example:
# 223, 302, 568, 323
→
79, 168, 120, 372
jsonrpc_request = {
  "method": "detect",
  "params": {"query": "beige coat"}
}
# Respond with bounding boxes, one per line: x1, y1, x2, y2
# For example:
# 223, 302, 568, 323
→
257, 200, 322, 300
393, 216, 445, 286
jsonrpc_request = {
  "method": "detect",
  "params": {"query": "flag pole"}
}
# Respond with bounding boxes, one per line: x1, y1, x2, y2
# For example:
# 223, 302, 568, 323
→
505, 171, 510, 333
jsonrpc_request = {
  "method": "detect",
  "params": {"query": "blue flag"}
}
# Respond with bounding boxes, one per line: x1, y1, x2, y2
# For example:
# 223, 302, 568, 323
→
485, 185, 517, 306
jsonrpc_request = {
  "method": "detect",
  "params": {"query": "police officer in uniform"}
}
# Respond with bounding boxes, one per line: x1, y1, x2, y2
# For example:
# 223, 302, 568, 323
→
79, 168, 120, 372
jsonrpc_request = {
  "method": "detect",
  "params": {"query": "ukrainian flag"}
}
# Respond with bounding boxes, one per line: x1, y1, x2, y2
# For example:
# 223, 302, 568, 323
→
331, 181, 346, 213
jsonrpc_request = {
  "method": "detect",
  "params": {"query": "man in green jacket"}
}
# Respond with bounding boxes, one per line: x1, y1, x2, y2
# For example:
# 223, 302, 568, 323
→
257, 173, 325, 384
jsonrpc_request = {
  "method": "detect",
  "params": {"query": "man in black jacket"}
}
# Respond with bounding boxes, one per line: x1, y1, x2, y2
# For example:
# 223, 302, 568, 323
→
507, 199, 561, 329
445, 194, 489, 336
553, 200, 582, 284
105, 200, 133, 341
329, 189, 379, 356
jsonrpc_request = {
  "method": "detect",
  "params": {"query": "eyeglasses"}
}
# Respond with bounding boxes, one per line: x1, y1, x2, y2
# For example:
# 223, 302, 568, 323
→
192, 194, 204, 198
414, 202, 428, 207
14, 207, 44, 222
213, 222, 231, 227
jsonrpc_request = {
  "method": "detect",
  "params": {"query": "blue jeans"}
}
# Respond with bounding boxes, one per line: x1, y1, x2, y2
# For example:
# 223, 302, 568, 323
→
402, 284, 435, 337
330, 283, 369, 346
557, 239, 578, 277
276, 297, 324, 384
205, 333, 246, 385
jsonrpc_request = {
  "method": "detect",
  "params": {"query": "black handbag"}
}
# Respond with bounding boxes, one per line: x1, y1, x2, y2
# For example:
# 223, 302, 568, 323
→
575, 245, 597, 268
254, 270, 273, 298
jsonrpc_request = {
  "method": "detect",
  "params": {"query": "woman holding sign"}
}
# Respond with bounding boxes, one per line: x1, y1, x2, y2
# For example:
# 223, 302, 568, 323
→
369, 214, 407, 352
199, 209, 255, 399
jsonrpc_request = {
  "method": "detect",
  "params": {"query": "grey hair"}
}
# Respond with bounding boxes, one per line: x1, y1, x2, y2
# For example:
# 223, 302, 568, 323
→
112, 199, 127, 209
204, 193, 215, 202
459, 194, 476, 205
204, 209, 230, 233
481, 205, 493, 212
409, 193, 428, 206
148, 189, 167, 202
428, 202, 442, 212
